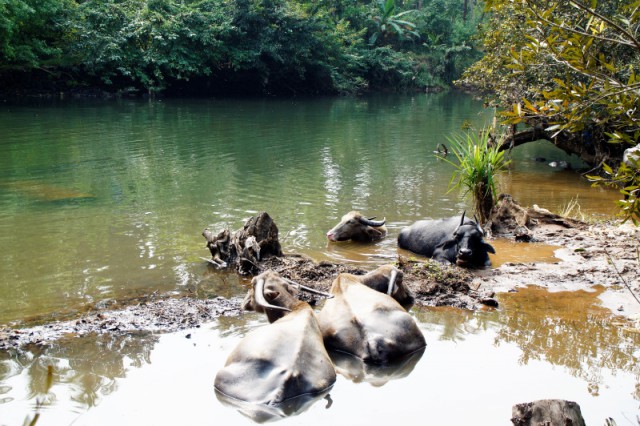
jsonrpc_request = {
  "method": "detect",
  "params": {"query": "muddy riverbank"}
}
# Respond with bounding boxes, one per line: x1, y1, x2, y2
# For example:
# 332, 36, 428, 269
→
1, 204, 638, 351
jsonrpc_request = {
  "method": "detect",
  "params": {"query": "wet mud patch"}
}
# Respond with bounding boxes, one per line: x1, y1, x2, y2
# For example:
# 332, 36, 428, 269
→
257, 253, 496, 310
483, 194, 640, 317
0, 296, 242, 351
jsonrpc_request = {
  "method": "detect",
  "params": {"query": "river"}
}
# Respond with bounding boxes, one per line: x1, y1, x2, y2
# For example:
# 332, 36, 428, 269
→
0, 93, 634, 425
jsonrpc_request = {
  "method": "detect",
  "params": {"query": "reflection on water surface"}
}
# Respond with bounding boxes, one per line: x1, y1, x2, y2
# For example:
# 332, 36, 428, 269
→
0, 94, 620, 325
1, 94, 632, 425
1, 287, 638, 425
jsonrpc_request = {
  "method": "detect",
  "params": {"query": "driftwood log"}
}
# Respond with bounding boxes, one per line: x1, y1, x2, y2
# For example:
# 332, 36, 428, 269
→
203, 212, 283, 275
487, 194, 584, 241
511, 399, 585, 426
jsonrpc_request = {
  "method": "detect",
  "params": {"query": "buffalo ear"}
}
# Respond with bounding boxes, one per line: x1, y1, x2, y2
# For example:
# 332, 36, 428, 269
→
242, 293, 256, 312
484, 242, 496, 254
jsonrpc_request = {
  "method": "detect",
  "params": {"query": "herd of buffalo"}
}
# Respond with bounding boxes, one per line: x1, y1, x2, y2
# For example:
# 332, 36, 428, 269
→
212, 211, 497, 421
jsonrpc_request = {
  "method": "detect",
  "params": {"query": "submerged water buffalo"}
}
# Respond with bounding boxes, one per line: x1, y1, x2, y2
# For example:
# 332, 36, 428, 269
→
356, 265, 415, 311
326, 211, 387, 242
214, 271, 336, 409
397, 212, 495, 267
317, 273, 426, 365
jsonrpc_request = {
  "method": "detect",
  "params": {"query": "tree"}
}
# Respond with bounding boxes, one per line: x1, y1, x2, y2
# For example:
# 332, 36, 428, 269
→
368, 0, 420, 46
458, 0, 640, 222
0, 0, 75, 71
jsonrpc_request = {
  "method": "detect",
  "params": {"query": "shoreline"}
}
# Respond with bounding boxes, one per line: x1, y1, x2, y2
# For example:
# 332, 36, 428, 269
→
1, 217, 638, 351
478, 219, 640, 318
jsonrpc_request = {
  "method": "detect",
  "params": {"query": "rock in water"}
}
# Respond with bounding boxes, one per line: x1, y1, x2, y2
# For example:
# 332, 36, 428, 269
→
511, 399, 585, 426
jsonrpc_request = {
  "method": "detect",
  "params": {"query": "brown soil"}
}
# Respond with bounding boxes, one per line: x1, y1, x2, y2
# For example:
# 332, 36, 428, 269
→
478, 194, 640, 318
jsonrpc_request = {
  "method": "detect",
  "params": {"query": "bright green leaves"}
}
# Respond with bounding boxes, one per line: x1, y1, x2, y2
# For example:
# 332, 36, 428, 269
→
0, 0, 75, 70
368, 0, 419, 46
442, 127, 511, 224
72, 0, 234, 90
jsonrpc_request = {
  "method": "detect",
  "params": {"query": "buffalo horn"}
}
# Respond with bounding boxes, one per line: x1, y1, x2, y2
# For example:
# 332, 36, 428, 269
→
454, 210, 466, 234
254, 278, 291, 312
471, 214, 484, 235
359, 216, 386, 227
387, 269, 398, 296
473, 215, 485, 234
283, 278, 334, 299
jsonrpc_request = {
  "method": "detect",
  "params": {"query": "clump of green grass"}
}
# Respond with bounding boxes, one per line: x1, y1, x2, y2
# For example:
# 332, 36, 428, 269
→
441, 127, 510, 224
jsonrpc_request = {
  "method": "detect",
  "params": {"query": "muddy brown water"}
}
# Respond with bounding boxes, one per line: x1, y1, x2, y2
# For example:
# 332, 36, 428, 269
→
1, 94, 634, 424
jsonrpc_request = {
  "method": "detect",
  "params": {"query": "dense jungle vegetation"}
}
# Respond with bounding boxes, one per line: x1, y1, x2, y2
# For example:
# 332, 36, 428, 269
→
1, 0, 638, 219
0, 0, 483, 96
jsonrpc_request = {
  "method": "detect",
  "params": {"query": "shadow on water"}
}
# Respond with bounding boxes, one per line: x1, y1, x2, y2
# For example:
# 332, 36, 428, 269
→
0, 331, 159, 415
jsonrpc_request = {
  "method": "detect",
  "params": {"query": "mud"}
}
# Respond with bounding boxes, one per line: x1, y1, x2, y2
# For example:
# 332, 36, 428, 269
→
0, 296, 242, 351
478, 219, 640, 316
2, 202, 639, 350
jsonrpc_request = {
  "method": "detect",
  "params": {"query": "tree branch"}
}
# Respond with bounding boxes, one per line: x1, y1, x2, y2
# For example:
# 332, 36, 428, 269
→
568, 0, 640, 52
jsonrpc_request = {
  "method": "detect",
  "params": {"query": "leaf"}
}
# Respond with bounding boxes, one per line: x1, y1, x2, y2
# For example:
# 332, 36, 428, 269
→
523, 98, 538, 113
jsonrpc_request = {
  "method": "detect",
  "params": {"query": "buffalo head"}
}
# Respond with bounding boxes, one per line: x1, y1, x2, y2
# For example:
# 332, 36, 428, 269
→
326, 211, 387, 242
358, 265, 415, 310
433, 212, 495, 267
242, 270, 332, 323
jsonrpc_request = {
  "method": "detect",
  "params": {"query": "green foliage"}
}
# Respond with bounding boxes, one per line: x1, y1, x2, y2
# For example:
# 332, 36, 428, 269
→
0, 0, 75, 70
442, 127, 511, 223
588, 153, 640, 224
415, 0, 484, 85
460, 0, 640, 223
0, 0, 485, 94
368, 0, 420, 46
71, 0, 235, 91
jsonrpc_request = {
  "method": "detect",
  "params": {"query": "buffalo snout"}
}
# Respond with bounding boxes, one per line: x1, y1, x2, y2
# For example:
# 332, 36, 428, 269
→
458, 247, 472, 258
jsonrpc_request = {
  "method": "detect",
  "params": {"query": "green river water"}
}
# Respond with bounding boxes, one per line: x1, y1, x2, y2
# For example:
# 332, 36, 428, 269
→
0, 93, 635, 425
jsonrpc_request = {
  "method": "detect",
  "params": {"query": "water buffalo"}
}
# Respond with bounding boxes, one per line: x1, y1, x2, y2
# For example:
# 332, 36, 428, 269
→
317, 273, 426, 365
356, 265, 415, 310
397, 212, 495, 267
326, 211, 387, 242
215, 271, 336, 407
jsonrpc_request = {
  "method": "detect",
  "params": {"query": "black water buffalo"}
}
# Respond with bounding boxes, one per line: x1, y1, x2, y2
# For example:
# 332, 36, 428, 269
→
214, 271, 336, 409
356, 265, 415, 311
326, 211, 387, 242
397, 212, 495, 267
317, 273, 426, 365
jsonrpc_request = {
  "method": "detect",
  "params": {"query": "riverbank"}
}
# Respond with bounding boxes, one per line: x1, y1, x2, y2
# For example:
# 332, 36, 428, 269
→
1, 208, 638, 351
479, 195, 640, 318
479, 217, 640, 317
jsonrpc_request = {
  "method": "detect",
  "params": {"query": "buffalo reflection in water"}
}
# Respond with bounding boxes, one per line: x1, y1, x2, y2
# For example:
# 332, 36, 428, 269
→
215, 387, 333, 424
329, 347, 425, 387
